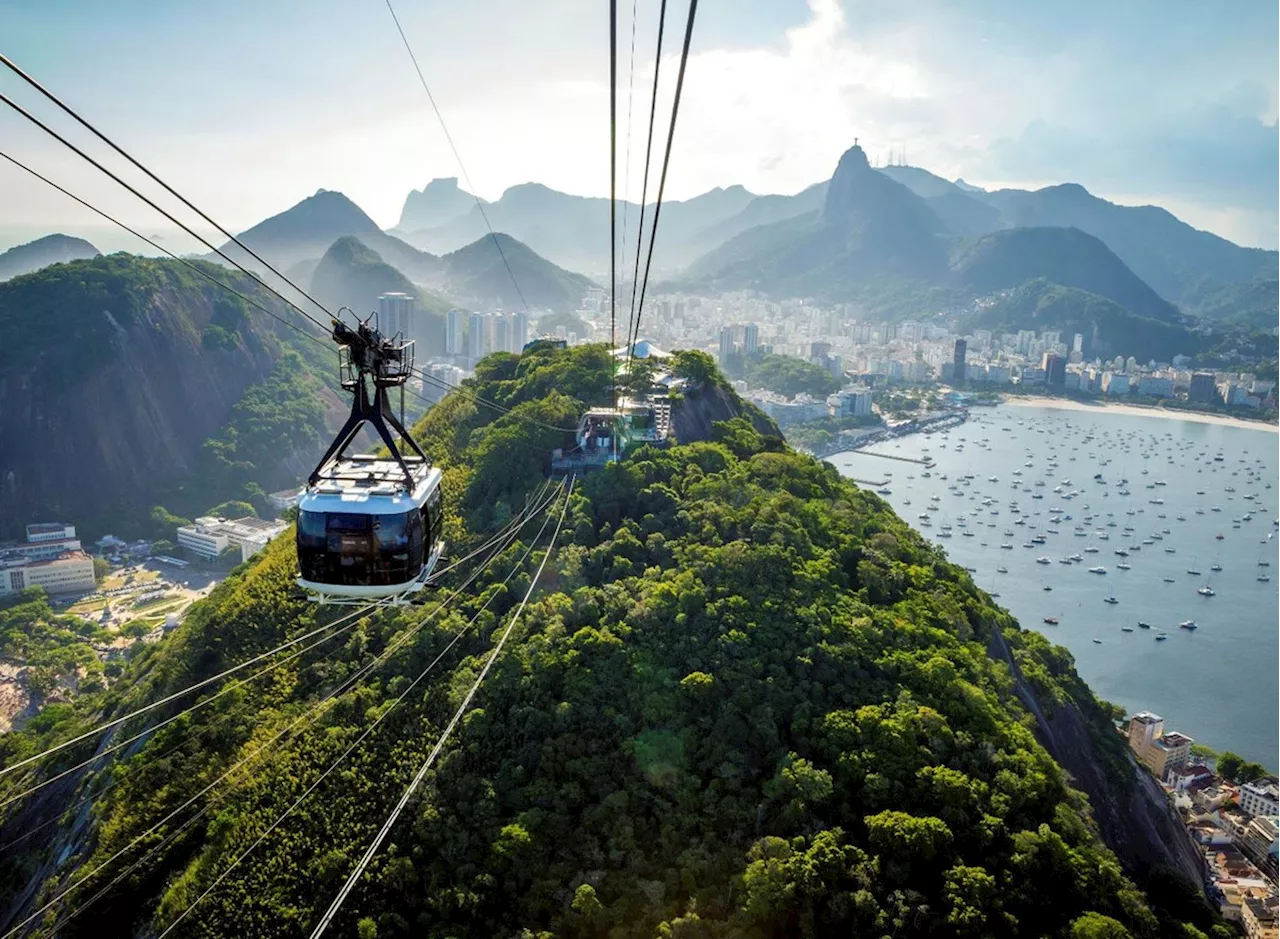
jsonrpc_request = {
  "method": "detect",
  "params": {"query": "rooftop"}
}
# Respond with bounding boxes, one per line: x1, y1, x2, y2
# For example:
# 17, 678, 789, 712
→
1242, 779, 1279, 799
1156, 732, 1194, 749
1132, 710, 1163, 724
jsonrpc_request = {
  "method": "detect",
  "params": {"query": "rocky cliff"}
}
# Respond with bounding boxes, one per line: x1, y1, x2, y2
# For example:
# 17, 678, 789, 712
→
0, 255, 310, 534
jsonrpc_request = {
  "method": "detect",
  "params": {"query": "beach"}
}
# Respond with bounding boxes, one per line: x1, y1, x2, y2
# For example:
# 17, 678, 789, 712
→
1004, 395, 1279, 433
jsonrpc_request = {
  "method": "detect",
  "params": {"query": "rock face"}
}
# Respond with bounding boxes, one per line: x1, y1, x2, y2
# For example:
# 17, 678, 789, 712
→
0, 256, 284, 533
0, 234, 99, 281
986, 626, 1206, 887
397, 177, 484, 232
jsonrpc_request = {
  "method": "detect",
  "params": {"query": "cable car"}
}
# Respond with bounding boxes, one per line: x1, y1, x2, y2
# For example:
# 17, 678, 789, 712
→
297, 316, 444, 604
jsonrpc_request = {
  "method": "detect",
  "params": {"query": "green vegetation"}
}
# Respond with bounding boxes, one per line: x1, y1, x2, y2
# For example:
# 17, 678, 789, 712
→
972, 279, 1204, 363
783, 413, 882, 450
745, 353, 841, 398
0, 345, 1226, 938
534, 309, 591, 340
1214, 751, 1270, 785
0, 589, 109, 698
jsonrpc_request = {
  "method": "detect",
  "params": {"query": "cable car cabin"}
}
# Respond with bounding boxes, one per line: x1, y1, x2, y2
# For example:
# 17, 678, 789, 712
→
296, 454, 444, 604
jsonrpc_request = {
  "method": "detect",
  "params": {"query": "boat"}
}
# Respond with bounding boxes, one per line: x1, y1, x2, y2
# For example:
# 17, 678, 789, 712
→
1036, 557, 1052, 564
1043, 616, 1059, 625
996, 565, 1008, 573
1210, 564, 1222, 572
1088, 566, 1107, 574
1092, 638, 1102, 644
1137, 621, 1152, 629
1117, 563, 1131, 570
1179, 620, 1197, 630
1215, 533, 1224, 540
1121, 626, 1134, 632
1186, 569, 1201, 576
1197, 586, 1215, 597
1155, 634, 1167, 641
1259, 575, 1271, 583
1162, 577, 1175, 583
1103, 596, 1119, 604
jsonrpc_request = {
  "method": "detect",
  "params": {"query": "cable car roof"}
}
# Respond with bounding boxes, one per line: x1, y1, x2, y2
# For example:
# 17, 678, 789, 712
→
300, 455, 441, 515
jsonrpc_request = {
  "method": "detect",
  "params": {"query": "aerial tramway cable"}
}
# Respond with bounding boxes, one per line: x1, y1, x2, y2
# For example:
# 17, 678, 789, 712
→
0, 603, 378, 783
0, 91, 577, 436
308, 476, 574, 937
627, 0, 699, 378
0, 486, 555, 939
624, 0, 668, 352
382, 0, 530, 316
0, 51, 333, 323
153, 483, 570, 938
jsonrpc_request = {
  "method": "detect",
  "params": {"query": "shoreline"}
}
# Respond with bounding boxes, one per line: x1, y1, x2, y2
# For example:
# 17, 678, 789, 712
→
1002, 395, 1279, 433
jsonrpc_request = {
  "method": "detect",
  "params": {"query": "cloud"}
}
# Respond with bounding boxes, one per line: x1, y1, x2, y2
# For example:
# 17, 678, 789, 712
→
1, 0, 1275, 250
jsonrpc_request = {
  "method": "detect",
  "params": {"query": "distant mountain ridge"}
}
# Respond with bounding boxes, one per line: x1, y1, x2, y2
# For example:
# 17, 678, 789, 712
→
0, 233, 99, 281
214, 189, 443, 284
397, 177, 485, 232
684, 144, 1212, 359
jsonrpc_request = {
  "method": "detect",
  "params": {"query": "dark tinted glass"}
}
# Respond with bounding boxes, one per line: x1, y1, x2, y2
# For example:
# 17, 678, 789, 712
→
297, 509, 426, 588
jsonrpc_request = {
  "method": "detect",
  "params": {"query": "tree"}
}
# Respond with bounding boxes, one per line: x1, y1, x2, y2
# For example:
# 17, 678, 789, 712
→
1070, 912, 1133, 938
92, 556, 111, 583
670, 349, 718, 387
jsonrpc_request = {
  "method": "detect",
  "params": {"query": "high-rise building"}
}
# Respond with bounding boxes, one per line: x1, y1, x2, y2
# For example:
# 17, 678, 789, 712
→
718, 326, 736, 363
1072, 333, 1084, 355
743, 323, 759, 356
469, 312, 489, 359
1041, 352, 1066, 387
952, 339, 967, 383
491, 315, 511, 354
511, 312, 529, 353
377, 292, 415, 341
1188, 372, 1216, 403
446, 309, 465, 356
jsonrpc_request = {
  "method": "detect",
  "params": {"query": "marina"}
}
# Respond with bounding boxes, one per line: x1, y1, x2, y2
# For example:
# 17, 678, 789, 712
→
829, 403, 1280, 768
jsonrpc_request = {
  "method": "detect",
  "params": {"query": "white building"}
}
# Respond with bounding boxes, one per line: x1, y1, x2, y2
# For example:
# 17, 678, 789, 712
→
830, 387, 873, 418
377, 292, 414, 341
1137, 376, 1173, 398
1, 523, 82, 561
0, 551, 96, 596
446, 309, 465, 356
1102, 372, 1130, 395
177, 517, 289, 563
1240, 779, 1279, 818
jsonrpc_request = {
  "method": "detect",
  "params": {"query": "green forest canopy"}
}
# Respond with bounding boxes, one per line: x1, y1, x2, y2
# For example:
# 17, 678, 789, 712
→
745, 353, 842, 399
0, 344, 1227, 939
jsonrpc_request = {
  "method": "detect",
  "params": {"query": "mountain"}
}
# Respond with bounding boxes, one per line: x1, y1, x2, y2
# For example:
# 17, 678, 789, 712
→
396, 177, 484, 232
973, 183, 1278, 317
685, 146, 1213, 360
0, 254, 332, 535
971, 279, 1204, 361
0, 345, 1220, 938
441, 232, 596, 310
689, 180, 828, 250
687, 145, 953, 301
398, 182, 759, 274
0, 234, 99, 281
309, 235, 451, 317
950, 227, 1182, 322
215, 190, 443, 283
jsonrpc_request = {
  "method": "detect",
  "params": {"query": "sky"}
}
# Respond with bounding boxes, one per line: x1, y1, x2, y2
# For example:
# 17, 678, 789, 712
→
0, 0, 1276, 253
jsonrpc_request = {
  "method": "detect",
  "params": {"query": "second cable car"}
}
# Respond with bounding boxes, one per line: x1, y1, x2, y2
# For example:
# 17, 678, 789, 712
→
296, 316, 444, 604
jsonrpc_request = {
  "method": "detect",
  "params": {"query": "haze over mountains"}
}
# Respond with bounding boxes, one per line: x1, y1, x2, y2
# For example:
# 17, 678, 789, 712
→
4, 138, 1274, 359
0, 233, 99, 281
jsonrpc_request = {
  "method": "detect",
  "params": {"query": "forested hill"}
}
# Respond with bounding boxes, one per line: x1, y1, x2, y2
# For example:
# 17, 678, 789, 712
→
0, 346, 1226, 938
0, 253, 335, 537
